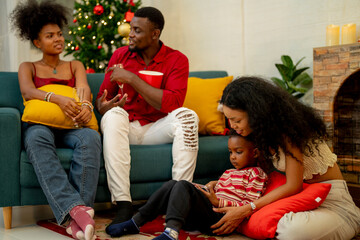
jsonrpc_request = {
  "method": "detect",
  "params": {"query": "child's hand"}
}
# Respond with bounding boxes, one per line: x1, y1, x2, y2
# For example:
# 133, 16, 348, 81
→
205, 181, 218, 192
195, 184, 219, 207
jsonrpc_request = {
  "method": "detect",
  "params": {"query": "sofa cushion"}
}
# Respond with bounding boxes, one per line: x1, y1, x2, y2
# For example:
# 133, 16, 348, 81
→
183, 76, 233, 135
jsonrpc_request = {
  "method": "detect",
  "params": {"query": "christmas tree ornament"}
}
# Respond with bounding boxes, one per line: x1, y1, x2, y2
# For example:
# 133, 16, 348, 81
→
97, 44, 102, 49
86, 68, 95, 74
73, 18, 77, 23
121, 37, 129, 45
118, 22, 131, 37
75, 46, 79, 51
93, 4, 104, 15
125, 10, 134, 22
87, 24, 92, 29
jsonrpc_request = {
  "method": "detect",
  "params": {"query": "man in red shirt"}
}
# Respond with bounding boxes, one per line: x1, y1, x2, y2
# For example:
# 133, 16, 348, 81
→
96, 7, 199, 236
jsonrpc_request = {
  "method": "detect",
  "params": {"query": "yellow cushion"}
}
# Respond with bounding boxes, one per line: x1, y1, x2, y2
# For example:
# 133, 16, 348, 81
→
22, 84, 99, 131
183, 76, 233, 135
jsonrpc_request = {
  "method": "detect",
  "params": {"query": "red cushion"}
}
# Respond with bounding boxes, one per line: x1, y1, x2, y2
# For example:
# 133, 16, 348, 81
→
238, 171, 331, 239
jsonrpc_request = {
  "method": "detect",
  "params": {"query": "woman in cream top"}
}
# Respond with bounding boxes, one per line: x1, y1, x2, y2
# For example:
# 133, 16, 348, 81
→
209, 76, 360, 240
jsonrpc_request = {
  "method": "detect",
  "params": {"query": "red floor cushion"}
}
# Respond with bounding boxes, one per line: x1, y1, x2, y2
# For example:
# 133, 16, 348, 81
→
238, 171, 331, 239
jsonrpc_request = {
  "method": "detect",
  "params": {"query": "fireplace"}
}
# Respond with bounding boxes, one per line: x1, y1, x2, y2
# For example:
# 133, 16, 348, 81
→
313, 43, 360, 206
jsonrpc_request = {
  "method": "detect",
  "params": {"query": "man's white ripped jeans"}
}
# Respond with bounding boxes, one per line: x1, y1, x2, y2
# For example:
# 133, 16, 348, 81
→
101, 107, 199, 203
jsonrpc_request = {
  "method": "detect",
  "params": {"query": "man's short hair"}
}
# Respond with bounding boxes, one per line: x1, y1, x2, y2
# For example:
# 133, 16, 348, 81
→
134, 7, 164, 32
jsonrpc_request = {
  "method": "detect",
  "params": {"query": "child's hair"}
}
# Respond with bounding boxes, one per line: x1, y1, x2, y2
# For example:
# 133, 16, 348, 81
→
9, 0, 69, 45
221, 76, 327, 164
228, 129, 272, 172
229, 128, 250, 140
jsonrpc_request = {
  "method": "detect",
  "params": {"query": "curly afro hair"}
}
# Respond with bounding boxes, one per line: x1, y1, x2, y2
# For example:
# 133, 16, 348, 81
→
9, 0, 69, 44
220, 76, 327, 163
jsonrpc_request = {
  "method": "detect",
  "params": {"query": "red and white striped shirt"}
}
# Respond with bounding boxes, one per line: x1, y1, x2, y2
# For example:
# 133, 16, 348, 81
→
215, 167, 268, 208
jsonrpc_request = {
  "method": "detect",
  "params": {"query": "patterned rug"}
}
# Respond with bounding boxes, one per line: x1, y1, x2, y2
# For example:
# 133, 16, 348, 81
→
37, 210, 251, 240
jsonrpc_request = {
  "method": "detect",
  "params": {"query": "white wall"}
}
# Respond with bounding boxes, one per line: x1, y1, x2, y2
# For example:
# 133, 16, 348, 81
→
3, 0, 360, 80
142, 0, 360, 80
142, 0, 245, 76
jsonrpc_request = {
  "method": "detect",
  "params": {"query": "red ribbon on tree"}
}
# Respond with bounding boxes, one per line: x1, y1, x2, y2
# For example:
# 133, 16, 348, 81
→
125, 9, 134, 22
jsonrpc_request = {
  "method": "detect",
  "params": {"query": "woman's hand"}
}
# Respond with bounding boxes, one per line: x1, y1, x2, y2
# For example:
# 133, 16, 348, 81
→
95, 89, 127, 115
211, 204, 251, 235
73, 105, 92, 124
56, 95, 81, 120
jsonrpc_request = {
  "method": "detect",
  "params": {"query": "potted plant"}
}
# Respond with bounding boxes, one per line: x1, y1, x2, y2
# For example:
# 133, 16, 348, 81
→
271, 55, 313, 99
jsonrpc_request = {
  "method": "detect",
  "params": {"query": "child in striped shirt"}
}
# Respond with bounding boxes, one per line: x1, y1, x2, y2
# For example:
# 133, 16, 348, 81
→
106, 129, 268, 239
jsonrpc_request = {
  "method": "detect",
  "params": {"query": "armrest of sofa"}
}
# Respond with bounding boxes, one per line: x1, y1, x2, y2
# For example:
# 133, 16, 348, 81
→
0, 108, 21, 207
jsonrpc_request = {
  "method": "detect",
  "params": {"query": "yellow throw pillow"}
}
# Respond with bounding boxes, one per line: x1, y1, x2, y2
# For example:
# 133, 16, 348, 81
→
183, 76, 233, 135
22, 84, 99, 132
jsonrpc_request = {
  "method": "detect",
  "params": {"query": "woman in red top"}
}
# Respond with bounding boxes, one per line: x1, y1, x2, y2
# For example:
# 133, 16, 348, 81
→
10, 1, 101, 239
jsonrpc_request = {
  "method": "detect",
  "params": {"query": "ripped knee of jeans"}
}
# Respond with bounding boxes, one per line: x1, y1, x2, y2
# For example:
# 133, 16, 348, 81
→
175, 108, 199, 151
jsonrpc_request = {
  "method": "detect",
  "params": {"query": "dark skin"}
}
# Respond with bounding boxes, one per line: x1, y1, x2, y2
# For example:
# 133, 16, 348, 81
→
196, 136, 260, 208
204, 105, 344, 235
19, 24, 92, 125
96, 16, 163, 115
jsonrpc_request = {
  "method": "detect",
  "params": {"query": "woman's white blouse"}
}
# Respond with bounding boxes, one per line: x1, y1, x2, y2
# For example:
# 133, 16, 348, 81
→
272, 141, 337, 180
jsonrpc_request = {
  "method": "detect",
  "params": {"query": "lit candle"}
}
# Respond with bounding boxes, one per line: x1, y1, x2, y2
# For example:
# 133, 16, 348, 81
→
341, 23, 356, 45
326, 24, 340, 46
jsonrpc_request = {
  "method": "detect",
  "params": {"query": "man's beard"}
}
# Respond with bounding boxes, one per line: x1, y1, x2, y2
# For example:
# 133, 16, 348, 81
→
128, 45, 139, 53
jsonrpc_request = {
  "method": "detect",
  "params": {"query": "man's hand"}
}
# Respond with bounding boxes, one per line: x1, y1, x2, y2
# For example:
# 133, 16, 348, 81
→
106, 64, 136, 86
96, 89, 127, 115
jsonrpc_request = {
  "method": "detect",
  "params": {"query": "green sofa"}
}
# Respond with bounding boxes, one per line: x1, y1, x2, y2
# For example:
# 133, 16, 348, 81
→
0, 71, 232, 229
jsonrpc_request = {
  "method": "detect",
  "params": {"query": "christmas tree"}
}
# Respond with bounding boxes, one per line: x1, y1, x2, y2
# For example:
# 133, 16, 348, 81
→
64, 0, 141, 73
